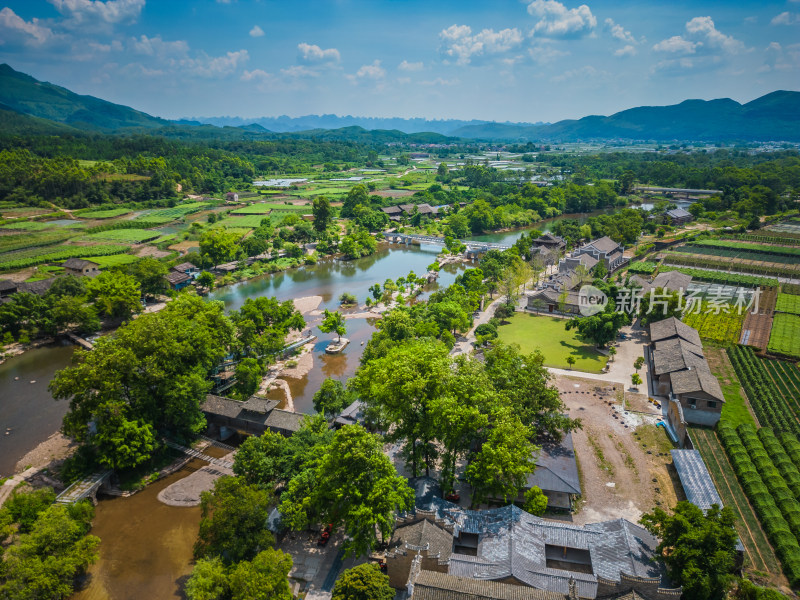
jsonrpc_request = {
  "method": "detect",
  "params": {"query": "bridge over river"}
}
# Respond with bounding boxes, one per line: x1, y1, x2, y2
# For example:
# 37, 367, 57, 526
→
386, 233, 511, 253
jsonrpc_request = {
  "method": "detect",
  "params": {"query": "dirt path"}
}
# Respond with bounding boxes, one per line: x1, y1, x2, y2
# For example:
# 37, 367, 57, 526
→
554, 377, 679, 525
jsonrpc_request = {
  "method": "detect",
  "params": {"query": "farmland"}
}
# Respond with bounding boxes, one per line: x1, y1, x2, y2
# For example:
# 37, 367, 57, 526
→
0, 221, 58, 231
134, 202, 211, 222
214, 215, 269, 228
0, 244, 129, 271
76, 208, 132, 219
775, 293, 800, 315
626, 261, 657, 275
663, 251, 800, 279
79, 229, 162, 243
659, 266, 778, 288
768, 313, 800, 358
682, 304, 745, 344
82, 254, 140, 268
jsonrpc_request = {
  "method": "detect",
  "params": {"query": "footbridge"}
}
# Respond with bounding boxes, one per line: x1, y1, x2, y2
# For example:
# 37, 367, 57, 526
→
386, 233, 511, 253
164, 440, 235, 470
55, 470, 113, 505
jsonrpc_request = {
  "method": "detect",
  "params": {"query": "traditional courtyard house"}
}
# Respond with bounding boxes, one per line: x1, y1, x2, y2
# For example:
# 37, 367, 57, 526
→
648, 317, 724, 427
641, 271, 692, 296
381, 206, 404, 219
63, 258, 100, 277
571, 237, 628, 273
526, 288, 581, 315
200, 394, 304, 437
532, 233, 567, 254
171, 262, 200, 279
519, 431, 582, 511
665, 207, 693, 226
386, 489, 680, 600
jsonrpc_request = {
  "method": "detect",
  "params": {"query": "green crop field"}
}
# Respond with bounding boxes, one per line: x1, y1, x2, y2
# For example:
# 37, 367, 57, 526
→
769, 313, 800, 358
0, 244, 129, 271
0, 221, 55, 231
776, 293, 800, 315
79, 229, 161, 243
82, 254, 139, 268
215, 215, 268, 228
77, 208, 131, 219
682, 304, 745, 344
496, 313, 608, 373
134, 202, 210, 223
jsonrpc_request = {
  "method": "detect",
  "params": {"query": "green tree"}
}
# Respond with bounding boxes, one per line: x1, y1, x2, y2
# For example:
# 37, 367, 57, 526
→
631, 373, 642, 388
1, 488, 57, 533
87, 270, 142, 320
608, 346, 617, 362
280, 425, 414, 557
200, 228, 239, 268
566, 355, 576, 369
185, 557, 229, 600
50, 295, 234, 467
197, 271, 216, 290
313, 378, 351, 418
320, 309, 346, 342
195, 476, 275, 564
638, 287, 683, 326
523, 486, 549, 516
565, 307, 628, 348
332, 563, 394, 600
634, 356, 645, 371
466, 409, 537, 504
92, 402, 157, 470
231, 296, 305, 358
234, 358, 263, 399
228, 549, 293, 600
640, 502, 738, 600
128, 257, 168, 296
312, 196, 333, 232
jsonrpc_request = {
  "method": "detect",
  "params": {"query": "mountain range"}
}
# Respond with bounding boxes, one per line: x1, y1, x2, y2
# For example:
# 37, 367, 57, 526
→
0, 63, 798, 143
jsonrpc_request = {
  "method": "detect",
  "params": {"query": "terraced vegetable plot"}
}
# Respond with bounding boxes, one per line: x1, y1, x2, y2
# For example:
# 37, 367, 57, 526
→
230, 204, 275, 215
762, 359, 800, 425
664, 252, 800, 279
676, 244, 799, 265
83, 254, 139, 268
776, 293, 800, 315
627, 261, 657, 275
0, 244, 129, 271
0, 221, 55, 231
79, 229, 161, 243
691, 427, 781, 578
215, 215, 269, 228
728, 345, 800, 435
768, 313, 800, 358
77, 208, 131, 219
660, 266, 778, 288
682, 306, 745, 344
134, 202, 210, 222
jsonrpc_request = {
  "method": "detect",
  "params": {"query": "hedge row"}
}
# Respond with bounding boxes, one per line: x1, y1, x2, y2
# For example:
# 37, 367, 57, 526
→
718, 423, 800, 586
758, 427, 800, 503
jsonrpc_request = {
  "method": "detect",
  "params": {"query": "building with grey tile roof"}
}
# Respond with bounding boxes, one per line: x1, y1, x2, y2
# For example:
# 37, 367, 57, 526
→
388, 499, 679, 600
200, 394, 307, 436
665, 208, 693, 225
409, 569, 569, 600
569, 237, 629, 273
522, 432, 581, 511
264, 408, 304, 435
651, 338, 706, 376
648, 317, 702, 348
642, 271, 692, 295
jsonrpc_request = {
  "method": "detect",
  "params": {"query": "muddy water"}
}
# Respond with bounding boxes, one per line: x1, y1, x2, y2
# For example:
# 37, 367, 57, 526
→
73, 459, 207, 600
0, 342, 75, 477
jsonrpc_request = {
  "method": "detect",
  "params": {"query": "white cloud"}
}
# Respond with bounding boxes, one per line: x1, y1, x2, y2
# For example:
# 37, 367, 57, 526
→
651, 57, 696, 73
297, 42, 340, 64
249, 25, 264, 38
131, 34, 189, 57
0, 7, 53, 45
398, 60, 423, 71
653, 35, 701, 54
48, 0, 145, 25
439, 24, 523, 65
527, 0, 596, 38
614, 44, 636, 57
685, 16, 745, 54
351, 60, 385, 80
241, 69, 272, 82
604, 18, 635, 44
771, 12, 800, 25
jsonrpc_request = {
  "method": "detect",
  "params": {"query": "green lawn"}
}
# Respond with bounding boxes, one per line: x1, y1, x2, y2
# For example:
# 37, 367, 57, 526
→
496, 313, 608, 373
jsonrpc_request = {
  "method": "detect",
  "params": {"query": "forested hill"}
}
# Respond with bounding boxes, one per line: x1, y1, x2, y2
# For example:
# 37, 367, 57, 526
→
0, 64, 169, 132
452, 91, 800, 142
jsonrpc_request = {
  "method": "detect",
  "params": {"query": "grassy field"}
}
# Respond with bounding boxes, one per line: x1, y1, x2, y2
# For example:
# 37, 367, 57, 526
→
82, 254, 139, 268
214, 215, 267, 228
768, 313, 800, 357
704, 345, 755, 427
0, 221, 56, 231
79, 229, 161, 243
230, 204, 274, 215
134, 202, 210, 223
496, 313, 608, 373
77, 208, 131, 219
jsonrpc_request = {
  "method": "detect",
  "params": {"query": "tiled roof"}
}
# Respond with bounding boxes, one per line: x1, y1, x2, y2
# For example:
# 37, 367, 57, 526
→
0, 279, 17, 293
17, 277, 57, 296
63, 258, 98, 269
381, 206, 403, 215
200, 394, 278, 424
669, 368, 725, 403
165, 271, 191, 285
666, 208, 692, 219
652, 338, 707, 376
391, 518, 454, 561
265, 408, 304, 432
644, 271, 692, 294
585, 236, 620, 254
411, 570, 567, 600
172, 262, 197, 273
648, 317, 702, 348
529, 432, 581, 495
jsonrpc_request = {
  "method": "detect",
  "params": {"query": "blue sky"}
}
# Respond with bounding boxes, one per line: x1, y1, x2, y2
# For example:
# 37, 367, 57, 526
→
1, 0, 799, 123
